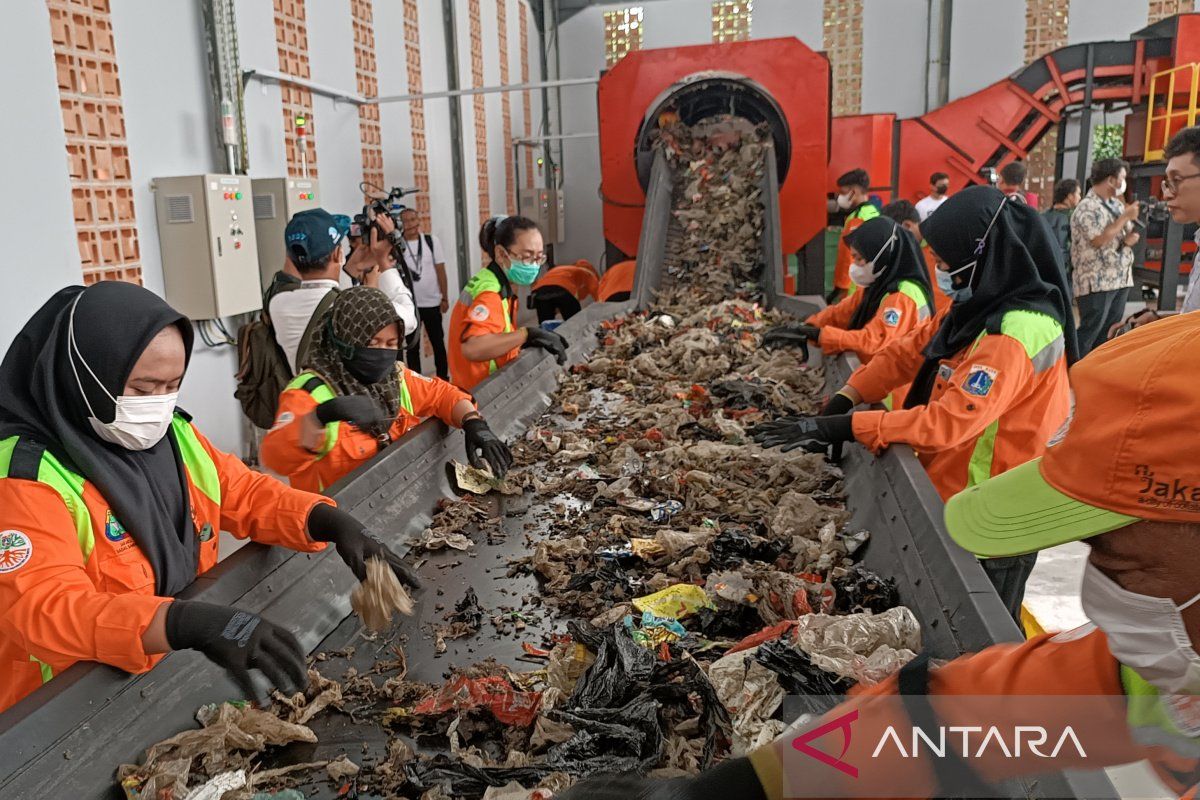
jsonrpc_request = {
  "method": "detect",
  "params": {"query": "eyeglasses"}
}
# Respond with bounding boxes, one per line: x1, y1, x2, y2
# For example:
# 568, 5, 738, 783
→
1162, 172, 1200, 194
506, 248, 547, 265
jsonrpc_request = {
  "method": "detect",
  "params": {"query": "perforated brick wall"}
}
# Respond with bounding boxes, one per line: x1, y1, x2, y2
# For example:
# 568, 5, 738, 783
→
497, 0, 515, 212
47, 0, 141, 284
1024, 0, 1070, 207
469, 0, 491, 222
712, 0, 751, 43
274, 0, 317, 177
519, 6, 533, 188
1149, 0, 1191, 23
823, 0, 862, 117
604, 7, 643, 67
402, 0, 431, 226
351, 0, 383, 193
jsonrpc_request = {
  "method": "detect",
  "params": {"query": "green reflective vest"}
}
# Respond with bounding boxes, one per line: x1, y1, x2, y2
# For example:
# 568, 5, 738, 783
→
459, 267, 515, 375
0, 415, 220, 684
287, 370, 413, 461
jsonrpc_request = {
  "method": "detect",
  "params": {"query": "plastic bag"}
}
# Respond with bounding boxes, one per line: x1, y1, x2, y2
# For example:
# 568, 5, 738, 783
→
832, 564, 899, 614
413, 675, 542, 727
707, 646, 786, 754
792, 606, 921, 685
623, 610, 687, 647
632, 584, 715, 620
753, 639, 850, 696
568, 622, 655, 709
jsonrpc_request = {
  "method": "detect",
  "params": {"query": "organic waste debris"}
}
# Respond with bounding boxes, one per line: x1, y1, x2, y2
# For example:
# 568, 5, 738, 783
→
117, 115, 920, 800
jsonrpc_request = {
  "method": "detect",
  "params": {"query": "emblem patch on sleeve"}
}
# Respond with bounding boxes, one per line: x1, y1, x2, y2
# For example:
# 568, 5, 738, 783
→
0, 530, 33, 573
470, 304, 490, 322
883, 308, 902, 327
964, 365, 998, 397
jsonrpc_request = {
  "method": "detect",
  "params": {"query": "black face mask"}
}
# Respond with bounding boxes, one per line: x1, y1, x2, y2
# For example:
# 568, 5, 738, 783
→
344, 347, 399, 384
935, 183, 949, 194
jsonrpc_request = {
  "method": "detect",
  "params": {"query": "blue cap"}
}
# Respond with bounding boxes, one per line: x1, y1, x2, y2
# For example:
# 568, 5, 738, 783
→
284, 208, 347, 267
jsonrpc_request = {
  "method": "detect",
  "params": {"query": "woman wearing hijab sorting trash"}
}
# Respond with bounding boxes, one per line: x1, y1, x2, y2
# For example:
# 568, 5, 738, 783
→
262, 286, 512, 493
762, 217, 935, 402
0, 282, 420, 713
752, 187, 1076, 618
447, 216, 571, 390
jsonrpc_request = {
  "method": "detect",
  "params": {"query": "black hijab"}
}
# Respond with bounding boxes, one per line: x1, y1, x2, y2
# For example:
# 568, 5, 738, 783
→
843, 217, 934, 330
905, 186, 1078, 407
0, 283, 198, 596
302, 286, 402, 440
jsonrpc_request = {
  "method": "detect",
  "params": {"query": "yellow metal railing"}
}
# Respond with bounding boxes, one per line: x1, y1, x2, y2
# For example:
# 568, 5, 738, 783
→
1144, 62, 1200, 162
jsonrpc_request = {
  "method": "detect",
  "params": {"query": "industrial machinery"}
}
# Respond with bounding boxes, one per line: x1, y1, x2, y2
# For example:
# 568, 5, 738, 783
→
251, 177, 321, 290
151, 174, 260, 320
517, 185, 566, 243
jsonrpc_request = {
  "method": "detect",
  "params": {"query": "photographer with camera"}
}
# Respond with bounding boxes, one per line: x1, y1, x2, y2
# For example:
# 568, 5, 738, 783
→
344, 210, 418, 345
1070, 157, 1139, 355
396, 208, 450, 381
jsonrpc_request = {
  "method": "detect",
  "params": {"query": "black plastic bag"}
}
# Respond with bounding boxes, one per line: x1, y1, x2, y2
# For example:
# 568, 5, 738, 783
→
546, 691, 664, 773
404, 754, 551, 798
568, 622, 655, 709
754, 638, 850, 696
832, 565, 899, 614
709, 528, 786, 568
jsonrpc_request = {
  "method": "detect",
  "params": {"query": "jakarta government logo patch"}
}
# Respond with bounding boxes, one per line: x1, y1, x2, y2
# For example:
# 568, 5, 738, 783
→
883, 308, 902, 327
963, 365, 998, 397
0, 530, 33, 573
104, 510, 129, 542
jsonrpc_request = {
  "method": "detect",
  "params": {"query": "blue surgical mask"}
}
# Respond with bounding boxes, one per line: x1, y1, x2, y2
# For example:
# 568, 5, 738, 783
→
937, 265, 974, 304
506, 260, 541, 286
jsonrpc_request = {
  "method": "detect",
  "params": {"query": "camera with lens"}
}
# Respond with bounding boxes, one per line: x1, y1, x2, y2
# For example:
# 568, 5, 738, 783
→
1137, 196, 1172, 226
352, 182, 422, 349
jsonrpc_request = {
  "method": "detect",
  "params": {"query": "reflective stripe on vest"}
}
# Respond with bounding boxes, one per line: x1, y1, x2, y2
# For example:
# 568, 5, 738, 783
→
896, 279, 933, 322
1121, 665, 1200, 759
964, 310, 1065, 487
287, 372, 340, 457
0, 414, 219, 684
458, 267, 514, 375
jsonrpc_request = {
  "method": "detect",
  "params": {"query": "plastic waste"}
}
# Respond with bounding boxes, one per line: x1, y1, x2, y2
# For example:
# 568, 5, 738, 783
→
632, 584, 715, 620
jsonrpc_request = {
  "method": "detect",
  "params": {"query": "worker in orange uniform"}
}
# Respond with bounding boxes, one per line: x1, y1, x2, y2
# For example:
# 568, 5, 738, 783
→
448, 216, 570, 390
830, 168, 880, 301
529, 259, 599, 323
761, 218, 934, 389
754, 187, 1077, 619
883, 198, 951, 314
262, 286, 511, 492
566, 313, 1200, 800
597, 259, 636, 303
0, 283, 420, 713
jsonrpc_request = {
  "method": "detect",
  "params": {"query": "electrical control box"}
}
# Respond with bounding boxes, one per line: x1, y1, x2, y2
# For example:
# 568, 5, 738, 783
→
152, 174, 260, 320
518, 187, 565, 244
251, 177, 321, 289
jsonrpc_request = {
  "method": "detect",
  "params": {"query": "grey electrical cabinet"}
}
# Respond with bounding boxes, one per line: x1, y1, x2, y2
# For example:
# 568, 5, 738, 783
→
518, 187, 565, 244
252, 177, 321, 289
151, 174, 260, 320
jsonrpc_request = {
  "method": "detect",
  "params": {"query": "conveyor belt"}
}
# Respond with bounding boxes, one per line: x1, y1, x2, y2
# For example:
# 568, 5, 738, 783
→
0, 141, 1115, 800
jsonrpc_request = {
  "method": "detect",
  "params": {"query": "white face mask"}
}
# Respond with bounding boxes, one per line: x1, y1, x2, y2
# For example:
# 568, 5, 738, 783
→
68, 296, 178, 451
1081, 560, 1200, 695
1114, 178, 1127, 196
848, 224, 899, 288
836, 192, 853, 210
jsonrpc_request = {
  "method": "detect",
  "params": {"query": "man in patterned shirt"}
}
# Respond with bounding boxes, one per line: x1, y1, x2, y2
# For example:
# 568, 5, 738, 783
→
1070, 157, 1140, 355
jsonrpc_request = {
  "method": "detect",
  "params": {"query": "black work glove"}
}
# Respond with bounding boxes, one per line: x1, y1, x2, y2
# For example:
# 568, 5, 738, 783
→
462, 417, 513, 477
306, 503, 422, 590
522, 326, 569, 365
314, 395, 389, 429
762, 323, 820, 352
559, 759, 766, 800
165, 600, 306, 702
820, 391, 856, 416
750, 414, 855, 453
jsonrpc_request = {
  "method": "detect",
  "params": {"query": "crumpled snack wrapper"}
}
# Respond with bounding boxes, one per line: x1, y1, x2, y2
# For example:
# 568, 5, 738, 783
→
452, 461, 523, 495
351, 556, 415, 633
793, 606, 921, 685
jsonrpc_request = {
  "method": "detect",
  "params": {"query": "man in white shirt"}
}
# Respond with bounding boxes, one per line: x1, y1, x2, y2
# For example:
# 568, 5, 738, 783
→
269, 208, 348, 373
397, 208, 450, 380
914, 171, 950, 220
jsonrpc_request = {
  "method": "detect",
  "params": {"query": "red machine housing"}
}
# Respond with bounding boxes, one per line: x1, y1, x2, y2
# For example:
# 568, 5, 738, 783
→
597, 38, 829, 258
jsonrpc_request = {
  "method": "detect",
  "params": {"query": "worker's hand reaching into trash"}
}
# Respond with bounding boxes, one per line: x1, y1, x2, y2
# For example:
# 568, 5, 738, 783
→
314, 395, 390, 429
164, 600, 307, 702
522, 325, 570, 364
750, 413, 854, 455
820, 389, 858, 416
761, 322, 820, 353
462, 416, 513, 477
306, 503, 422, 590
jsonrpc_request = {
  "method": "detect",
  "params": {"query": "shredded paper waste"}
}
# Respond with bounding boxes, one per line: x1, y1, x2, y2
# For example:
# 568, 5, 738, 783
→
117, 114, 920, 799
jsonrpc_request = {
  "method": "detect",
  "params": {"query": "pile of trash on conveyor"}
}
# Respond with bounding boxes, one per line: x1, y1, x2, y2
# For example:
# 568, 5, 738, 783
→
116, 116, 921, 800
